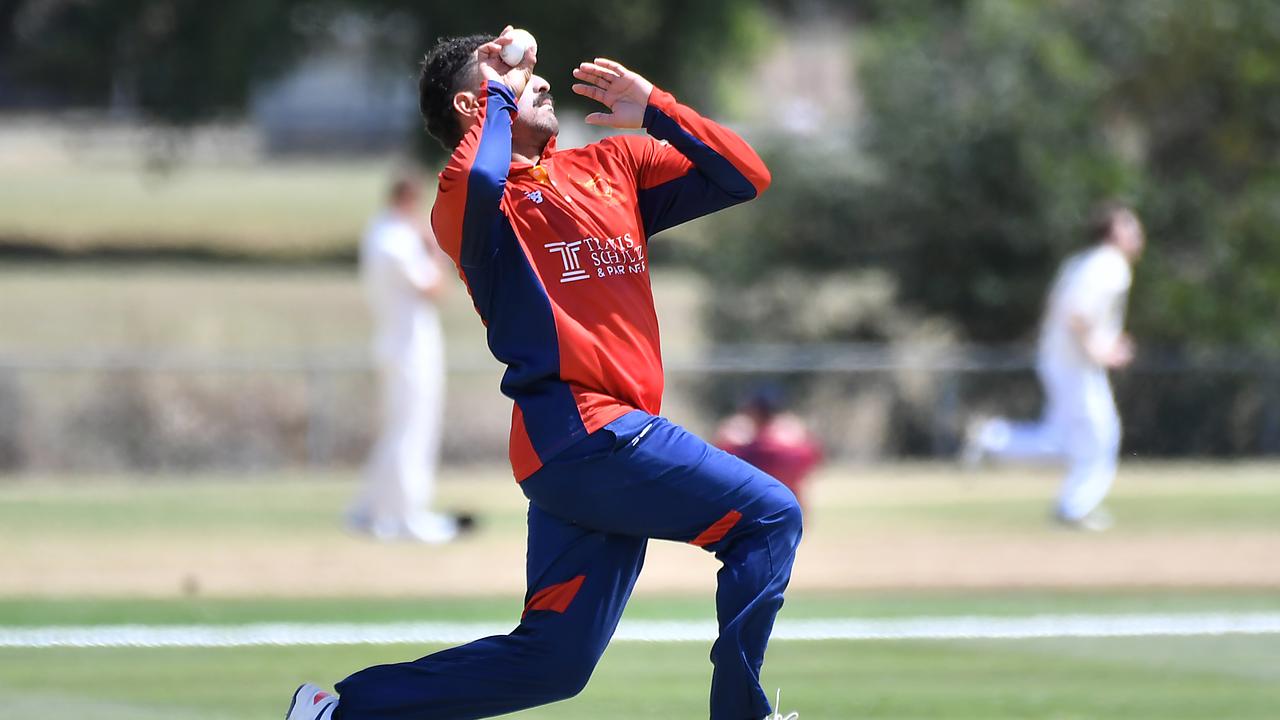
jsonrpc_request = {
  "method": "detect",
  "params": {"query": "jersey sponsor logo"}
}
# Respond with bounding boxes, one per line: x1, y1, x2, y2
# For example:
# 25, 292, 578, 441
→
584, 233, 646, 278
544, 240, 590, 283
524, 189, 545, 205
544, 233, 647, 284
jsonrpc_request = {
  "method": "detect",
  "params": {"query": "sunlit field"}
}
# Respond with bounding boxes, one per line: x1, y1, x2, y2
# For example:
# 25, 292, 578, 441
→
2, 464, 1278, 719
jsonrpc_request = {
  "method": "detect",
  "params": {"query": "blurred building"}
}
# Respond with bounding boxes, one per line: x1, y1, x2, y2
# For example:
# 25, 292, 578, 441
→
250, 20, 417, 156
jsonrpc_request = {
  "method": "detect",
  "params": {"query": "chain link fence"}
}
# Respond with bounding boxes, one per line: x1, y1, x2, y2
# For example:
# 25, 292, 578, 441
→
1, 345, 1277, 473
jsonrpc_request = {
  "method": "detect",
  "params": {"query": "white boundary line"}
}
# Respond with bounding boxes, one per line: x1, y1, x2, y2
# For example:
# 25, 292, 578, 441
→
2, 613, 1280, 649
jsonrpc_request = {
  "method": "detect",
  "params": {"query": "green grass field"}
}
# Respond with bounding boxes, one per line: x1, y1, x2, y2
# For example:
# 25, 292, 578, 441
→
3, 603, 1279, 720
2, 466, 1278, 718
0, 156, 391, 257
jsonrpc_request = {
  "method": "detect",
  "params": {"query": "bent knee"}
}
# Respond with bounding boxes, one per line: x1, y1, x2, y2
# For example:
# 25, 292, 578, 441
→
766, 492, 804, 545
525, 647, 597, 703
537, 663, 593, 703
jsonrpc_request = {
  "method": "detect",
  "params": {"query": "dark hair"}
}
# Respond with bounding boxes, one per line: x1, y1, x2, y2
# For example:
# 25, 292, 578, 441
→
1087, 201, 1134, 245
419, 34, 491, 150
745, 384, 786, 417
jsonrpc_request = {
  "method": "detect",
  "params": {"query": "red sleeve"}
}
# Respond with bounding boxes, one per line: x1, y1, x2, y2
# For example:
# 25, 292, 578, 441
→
642, 87, 770, 195
613, 86, 771, 236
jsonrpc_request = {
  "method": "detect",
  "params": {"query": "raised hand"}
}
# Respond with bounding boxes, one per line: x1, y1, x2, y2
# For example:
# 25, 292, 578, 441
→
571, 58, 654, 128
476, 26, 536, 99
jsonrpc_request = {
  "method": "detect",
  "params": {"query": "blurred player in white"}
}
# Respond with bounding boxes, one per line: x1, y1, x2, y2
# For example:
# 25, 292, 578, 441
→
965, 203, 1145, 530
348, 172, 464, 543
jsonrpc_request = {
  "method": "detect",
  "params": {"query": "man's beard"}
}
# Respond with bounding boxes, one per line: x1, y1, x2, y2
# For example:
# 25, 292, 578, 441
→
515, 92, 558, 147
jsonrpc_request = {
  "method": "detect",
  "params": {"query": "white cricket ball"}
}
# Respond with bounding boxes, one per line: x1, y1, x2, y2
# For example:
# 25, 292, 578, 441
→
500, 29, 536, 67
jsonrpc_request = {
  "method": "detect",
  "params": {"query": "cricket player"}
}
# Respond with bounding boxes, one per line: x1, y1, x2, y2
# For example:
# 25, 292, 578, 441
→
286, 27, 801, 720
964, 204, 1145, 530
347, 173, 462, 544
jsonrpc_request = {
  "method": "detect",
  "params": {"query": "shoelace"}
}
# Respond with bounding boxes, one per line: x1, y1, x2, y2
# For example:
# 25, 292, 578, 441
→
764, 689, 799, 720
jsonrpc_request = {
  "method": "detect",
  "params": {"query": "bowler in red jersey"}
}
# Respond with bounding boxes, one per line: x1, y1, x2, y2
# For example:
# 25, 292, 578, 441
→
286, 27, 802, 720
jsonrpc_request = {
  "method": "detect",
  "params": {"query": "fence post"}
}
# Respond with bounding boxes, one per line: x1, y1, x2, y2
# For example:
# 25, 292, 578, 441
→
0, 367, 24, 471
304, 365, 332, 468
1261, 366, 1280, 455
933, 372, 961, 457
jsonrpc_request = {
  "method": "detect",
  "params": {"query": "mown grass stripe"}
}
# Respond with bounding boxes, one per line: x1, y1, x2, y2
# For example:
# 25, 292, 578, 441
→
2, 613, 1279, 648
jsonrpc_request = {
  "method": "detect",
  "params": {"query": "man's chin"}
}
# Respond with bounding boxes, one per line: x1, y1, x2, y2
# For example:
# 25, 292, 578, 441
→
535, 116, 559, 142
514, 114, 558, 150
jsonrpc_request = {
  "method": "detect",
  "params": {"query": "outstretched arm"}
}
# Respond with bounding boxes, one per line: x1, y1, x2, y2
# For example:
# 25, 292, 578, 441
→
572, 58, 771, 236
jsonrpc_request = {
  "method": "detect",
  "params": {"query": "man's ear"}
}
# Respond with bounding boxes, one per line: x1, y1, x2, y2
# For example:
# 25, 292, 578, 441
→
452, 90, 481, 120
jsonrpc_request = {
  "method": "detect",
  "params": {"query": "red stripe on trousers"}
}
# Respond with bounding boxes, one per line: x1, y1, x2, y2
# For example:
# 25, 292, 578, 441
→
523, 575, 586, 618
690, 509, 742, 548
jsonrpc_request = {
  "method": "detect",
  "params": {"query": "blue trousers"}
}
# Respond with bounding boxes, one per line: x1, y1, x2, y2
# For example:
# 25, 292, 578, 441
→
334, 411, 803, 720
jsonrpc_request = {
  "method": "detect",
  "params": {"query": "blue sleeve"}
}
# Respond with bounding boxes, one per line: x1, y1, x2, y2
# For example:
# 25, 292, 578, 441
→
433, 81, 518, 267
634, 87, 771, 236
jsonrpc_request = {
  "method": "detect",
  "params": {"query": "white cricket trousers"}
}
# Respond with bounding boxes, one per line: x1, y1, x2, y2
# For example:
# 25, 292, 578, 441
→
979, 361, 1121, 520
350, 342, 447, 541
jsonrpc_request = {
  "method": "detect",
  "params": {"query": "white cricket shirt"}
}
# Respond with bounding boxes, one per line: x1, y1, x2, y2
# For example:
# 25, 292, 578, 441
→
1038, 244, 1132, 370
360, 211, 442, 366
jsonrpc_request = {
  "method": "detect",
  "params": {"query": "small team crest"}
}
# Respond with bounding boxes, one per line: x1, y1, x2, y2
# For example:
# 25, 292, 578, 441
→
525, 189, 544, 205
580, 175, 612, 197
578, 174, 620, 206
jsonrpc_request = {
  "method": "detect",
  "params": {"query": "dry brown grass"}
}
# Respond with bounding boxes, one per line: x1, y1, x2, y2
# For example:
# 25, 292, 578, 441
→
2, 462, 1277, 598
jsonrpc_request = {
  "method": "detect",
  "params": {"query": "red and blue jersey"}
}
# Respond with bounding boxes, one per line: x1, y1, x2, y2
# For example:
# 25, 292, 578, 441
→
432, 80, 770, 480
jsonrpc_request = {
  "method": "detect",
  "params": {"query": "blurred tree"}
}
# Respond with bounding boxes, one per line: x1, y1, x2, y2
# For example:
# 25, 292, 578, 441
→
1, 1, 307, 121
0, 0, 768, 127
851, 0, 1132, 342
375, 0, 769, 106
703, 0, 1280, 352
1089, 0, 1280, 351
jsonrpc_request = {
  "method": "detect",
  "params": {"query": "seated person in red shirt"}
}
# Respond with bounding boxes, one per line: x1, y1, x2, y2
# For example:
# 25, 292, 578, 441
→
716, 387, 823, 509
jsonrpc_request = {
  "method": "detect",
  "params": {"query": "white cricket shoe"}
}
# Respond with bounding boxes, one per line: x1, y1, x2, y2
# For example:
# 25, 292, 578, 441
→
763, 689, 799, 720
1053, 507, 1114, 532
347, 511, 475, 544
285, 683, 339, 720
